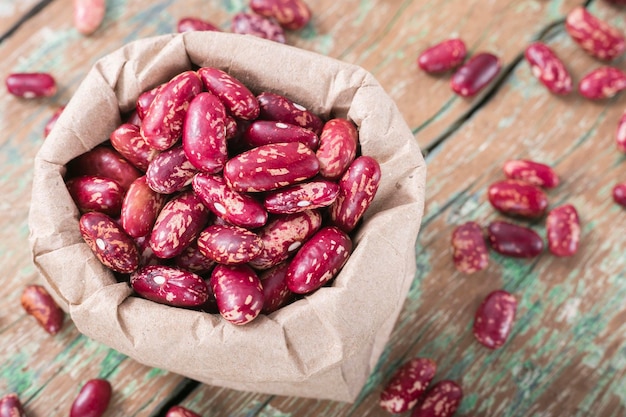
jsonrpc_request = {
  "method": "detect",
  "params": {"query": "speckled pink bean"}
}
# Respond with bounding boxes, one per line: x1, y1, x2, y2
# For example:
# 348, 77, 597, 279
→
243, 120, 320, 150
0, 393, 26, 417
578, 66, 626, 100
525, 42, 573, 95
149, 190, 210, 259
257, 91, 324, 135
286, 226, 352, 294
411, 380, 463, 417
451, 52, 501, 97
546, 204, 581, 257
250, 0, 312, 30
488, 179, 549, 218
210, 264, 264, 325
135, 235, 160, 267
66, 175, 124, 216
249, 210, 322, 270
173, 241, 216, 274
198, 67, 260, 121
231, 12, 286, 43
502, 159, 560, 189
380, 358, 437, 414
136, 84, 164, 120
614, 183, 626, 207
20, 285, 65, 335
473, 290, 517, 349
197, 224, 263, 265
417, 38, 467, 73
66, 145, 142, 191
110, 123, 158, 171
166, 405, 202, 417
451, 221, 489, 274
183, 92, 228, 173
177, 17, 220, 33
120, 176, 167, 238
264, 180, 339, 214
141, 71, 203, 150
131, 265, 209, 307
146, 145, 198, 194
565, 6, 625, 61
617, 111, 626, 153
316, 119, 359, 180
6, 72, 56, 98
73, 0, 106, 35
192, 173, 268, 228
260, 262, 294, 313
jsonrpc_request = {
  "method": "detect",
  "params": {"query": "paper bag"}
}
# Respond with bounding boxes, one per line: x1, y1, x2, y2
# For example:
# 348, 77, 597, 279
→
28, 32, 427, 402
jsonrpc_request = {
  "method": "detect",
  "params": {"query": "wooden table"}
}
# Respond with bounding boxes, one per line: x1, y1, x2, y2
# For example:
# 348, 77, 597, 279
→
1, 0, 625, 416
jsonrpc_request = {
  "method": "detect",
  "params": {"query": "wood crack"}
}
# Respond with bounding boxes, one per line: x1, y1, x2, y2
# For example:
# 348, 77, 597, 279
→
0, 0, 55, 44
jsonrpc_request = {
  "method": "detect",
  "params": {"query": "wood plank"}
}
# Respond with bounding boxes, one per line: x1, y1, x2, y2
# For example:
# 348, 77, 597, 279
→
0, 0, 47, 38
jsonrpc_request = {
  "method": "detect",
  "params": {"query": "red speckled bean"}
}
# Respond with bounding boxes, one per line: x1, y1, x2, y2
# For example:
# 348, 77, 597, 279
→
473, 290, 517, 349
136, 84, 164, 120
525, 42, 573, 95
44, 105, 65, 138
613, 182, 626, 207
316, 118, 359, 180
330, 155, 381, 232
488, 179, 548, 218
177, 17, 220, 33
411, 380, 463, 417
70, 379, 112, 417
546, 204, 581, 257
264, 180, 339, 214
502, 159, 559, 189
20, 285, 65, 335
110, 123, 158, 171
231, 12, 286, 43
210, 264, 264, 325
565, 6, 625, 61
578, 66, 626, 100
249, 210, 322, 270
6, 72, 56, 98
225, 115, 239, 140
66, 175, 124, 216
149, 190, 210, 258
192, 173, 268, 228
0, 393, 26, 417
79, 211, 139, 273
120, 176, 167, 238
66, 145, 142, 191
617, 111, 626, 153
73, 0, 105, 35
174, 241, 215, 274
135, 235, 160, 267
141, 71, 203, 151
250, 0, 312, 30
451, 52, 501, 97
198, 67, 260, 121
451, 221, 489, 274
487, 220, 544, 258
257, 91, 323, 135
146, 145, 198, 194
197, 224, 263, 265
417, 38, 467, 73
286, 226, 352, 294
131, 265, 209, 307
260, 262, 294, 313
244, 120, 320, 150
379, 358, 437, 414
224, 142, 319, 192
183, 92, 228, 173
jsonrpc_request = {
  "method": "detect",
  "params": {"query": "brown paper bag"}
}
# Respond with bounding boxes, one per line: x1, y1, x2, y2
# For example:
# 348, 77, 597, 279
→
28, 32, 426, 402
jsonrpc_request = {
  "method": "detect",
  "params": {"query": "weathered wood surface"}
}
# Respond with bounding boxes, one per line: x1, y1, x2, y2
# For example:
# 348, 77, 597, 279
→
1, 0, 626, 416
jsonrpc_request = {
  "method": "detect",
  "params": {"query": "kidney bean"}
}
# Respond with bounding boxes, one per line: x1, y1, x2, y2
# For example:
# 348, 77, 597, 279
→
604, 0, 626, 4
546, 204, 581, 257
66, 175, 124, 216
183, 92, 228, 173
174, 240, 215, 274
199, 282, 219, 314
264, 180, 339, 214
120, 176, 167, 238
524, 42, 573, 95
487, 179, 548, 218
6, 72, 56, 98
259, 262, 294, 313
316, 118, 358, 180
330, 156, 381, 232
210, 264, 264, 325
149, 190, 210, 258
613, 182, 626, 207
146, 145, 198, 194
73, 0, 106, 35
69, 379, 112, 417
80, 211, 139, 273
197, 224, 263, 265
565, 6, 625, 61
243, 120, 320, 150
502, 159, 559, 189
225, 115, 239, 140
44, 105, 65, 138
257, 91, 324, 135
198, 67, 260, 121
473, 290, 517, 349
135, 235, 161, 267
224, 142, 319, 192
141, 70, 203, 151
136, 84, 164, 120
417, 38, 467, 73
578, 66, 626, 100
487, 220, 544, 258
20, 285, 65, 335
451, 221, 489, 274
110, 123, 158, 171
66, 145, 142, 191
131, 265, 209, 307
411, 380, 463, 417
250, 0, 312, 30
617, 111, 626, 153
177, 17, 220, 33
379, 358, 437, 413
286, 226, 352, 294
0, 393, 26, 417
249, 210, 322, 270
450, 52, 501, 97
192, 173, 268, 228
231, 12, 286, 43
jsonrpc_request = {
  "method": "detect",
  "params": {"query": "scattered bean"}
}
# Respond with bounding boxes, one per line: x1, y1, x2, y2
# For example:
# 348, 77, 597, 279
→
578, 66, 626, 100
502, 159, 559, 189
6, 72, 56, 98
613, 183, 626, 207
451, 221, 489, 274
20, 285, 65, 335
69, 379, 112, 417
250, 0, 312, 30
524, 42, 573, 95
450, 52, 501, 97
417, 38, 467, 74
487, 220, 544, 258
617, 110, 626, 152
488, 179, 549, 218
411, 380, 463, 417
0, 393, 26, 417
44, 105, 65, 138
177, 17, 220, 33
565, 6, 625, 61
73, 0, 106, 35
231, 12, 286, 43
473, 290, 517, 349
546, 204, 581, 257
379, 357, 437, 413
